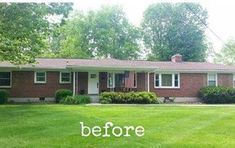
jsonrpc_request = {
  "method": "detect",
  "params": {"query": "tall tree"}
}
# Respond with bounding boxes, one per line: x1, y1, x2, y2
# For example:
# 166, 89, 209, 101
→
0, 3, 73, 64
47, 12, 93, 58
54, 6, 141, 60
89, 6, 141, 59
214, 38, 235, 65
142, 3, 208, 61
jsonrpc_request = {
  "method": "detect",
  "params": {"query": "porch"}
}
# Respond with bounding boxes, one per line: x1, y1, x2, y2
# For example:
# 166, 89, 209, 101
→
71, 70, 152, 96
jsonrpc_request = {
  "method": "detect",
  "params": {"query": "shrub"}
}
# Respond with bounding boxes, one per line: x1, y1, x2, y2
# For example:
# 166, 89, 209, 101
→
55, 89, 72, 103
61, 96, 75, 104
0, 90, 9, 104
199, 86, 235, 104
100, 92, 113, 104
76, 95, 91, 104
61, 95, 91, 104
100, 91, 159, 104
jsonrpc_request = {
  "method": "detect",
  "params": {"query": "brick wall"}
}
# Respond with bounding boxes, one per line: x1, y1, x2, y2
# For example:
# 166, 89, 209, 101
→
8, 71, 72, 98
149, 73, 233, 97
218, 73, 233, 87
150, 73, 207, 97
6, 71, 234, 98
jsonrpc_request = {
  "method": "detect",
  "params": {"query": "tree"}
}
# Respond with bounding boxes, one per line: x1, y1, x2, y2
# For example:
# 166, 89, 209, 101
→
54, 6, 141, 60
0, 3, 73, 64
214, 38, 235, 65
142, 3, 208, 61
47, 12, 93, 59
89, 6, 141, 59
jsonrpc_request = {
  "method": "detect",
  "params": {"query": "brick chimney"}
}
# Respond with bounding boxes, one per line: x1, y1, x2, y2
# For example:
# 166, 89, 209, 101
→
171, 54, 182, 62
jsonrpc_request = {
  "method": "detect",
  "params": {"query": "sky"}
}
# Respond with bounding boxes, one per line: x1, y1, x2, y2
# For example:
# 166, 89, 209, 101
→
73, 0, 235, 54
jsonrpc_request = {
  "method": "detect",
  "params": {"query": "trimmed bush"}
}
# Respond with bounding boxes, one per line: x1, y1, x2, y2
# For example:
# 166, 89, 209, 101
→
61, 95, 91, 104
199, 86, 235, 104
100, 91, 159, 104
55, 89, 72, 103
0, 90, 9, 104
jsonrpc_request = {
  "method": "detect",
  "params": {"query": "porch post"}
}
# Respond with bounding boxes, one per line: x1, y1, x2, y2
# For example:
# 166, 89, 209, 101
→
73, 71, 76, 96
147, 72, 150, 92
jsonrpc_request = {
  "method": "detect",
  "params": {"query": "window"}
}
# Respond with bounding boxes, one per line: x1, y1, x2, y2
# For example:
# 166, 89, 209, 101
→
90, 74, 97, 78
0, 72, 11, 87
207, 73, 217, 86
174, 74, 179, 87
34, 72, 46, 83
115, 72, 137, 88
155, 74, 159, 87
60, 72, 71, 83
115, 73, 125, 87
161, 74, 172, 87
107, 73, 115, 88
154, 73, 180, 88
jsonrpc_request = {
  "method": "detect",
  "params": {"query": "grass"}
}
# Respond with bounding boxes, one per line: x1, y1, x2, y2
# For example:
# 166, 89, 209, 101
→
1, 104, 235, 147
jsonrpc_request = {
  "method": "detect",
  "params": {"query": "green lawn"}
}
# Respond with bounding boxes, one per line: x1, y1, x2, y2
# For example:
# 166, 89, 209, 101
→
1, 105, 235, 147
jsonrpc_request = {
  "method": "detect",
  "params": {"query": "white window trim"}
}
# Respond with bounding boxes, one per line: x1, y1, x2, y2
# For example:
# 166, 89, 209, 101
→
0, 71, 12, 88
154, 73, 180, 89
207, 73, 217, 86
34, 71, 47, 84
107, 72, 115, 88
59, 72, 71, 84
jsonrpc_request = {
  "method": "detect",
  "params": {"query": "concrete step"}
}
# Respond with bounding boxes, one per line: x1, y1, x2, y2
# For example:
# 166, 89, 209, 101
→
89, 95, 100, 103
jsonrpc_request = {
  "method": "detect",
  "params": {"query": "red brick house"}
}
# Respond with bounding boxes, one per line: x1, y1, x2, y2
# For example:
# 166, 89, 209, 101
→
0, 54, 235, 102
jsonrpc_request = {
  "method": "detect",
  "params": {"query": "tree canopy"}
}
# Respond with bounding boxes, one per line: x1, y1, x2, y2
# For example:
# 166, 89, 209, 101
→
51, 6, 141, 60
0, 3, 211, 63
214, 38, 235, 65
44, 12, 92, 59
142, 3, 208, 61
0, 3, 73, 64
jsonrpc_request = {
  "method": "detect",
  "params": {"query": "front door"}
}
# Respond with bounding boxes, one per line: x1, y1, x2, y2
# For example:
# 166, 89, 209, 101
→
88, 72, 99, 94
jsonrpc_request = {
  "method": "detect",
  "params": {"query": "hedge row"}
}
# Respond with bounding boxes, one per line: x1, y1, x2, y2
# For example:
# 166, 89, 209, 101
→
199, 86, 235, 104
100, 91, 159, 104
